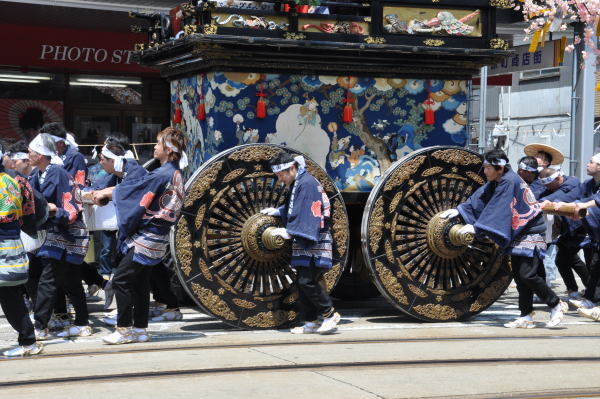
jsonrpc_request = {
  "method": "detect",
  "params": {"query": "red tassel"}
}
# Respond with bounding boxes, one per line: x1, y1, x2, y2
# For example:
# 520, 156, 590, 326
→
174, 98, 182, 123
197, 101, 205, 120
342, 88, 353, 123
297, 5, 308, 13
257, 98, 267, 119
284, 4, 289, 12
425, 108, 435, 125
343, 104, 353, 123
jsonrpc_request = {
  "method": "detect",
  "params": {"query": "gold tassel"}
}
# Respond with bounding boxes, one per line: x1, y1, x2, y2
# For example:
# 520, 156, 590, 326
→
529, 30, 542, 53
558, 36, 567, 64
540, 22, 550, 47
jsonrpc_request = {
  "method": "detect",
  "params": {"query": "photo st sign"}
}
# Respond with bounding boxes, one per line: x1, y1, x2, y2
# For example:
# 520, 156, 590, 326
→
488, 39, 564, 75
0, 23, 155, 74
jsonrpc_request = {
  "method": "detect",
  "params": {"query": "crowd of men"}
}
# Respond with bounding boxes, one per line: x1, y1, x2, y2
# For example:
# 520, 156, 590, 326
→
0, 123, 188, 356
0, 124, 341, 357
2, 123, 600, 357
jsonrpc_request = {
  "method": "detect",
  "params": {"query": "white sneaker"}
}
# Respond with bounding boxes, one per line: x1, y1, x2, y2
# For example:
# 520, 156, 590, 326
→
102, 316, 117, 326
56, 325, 93, 338
291, 321, 321, 334
568, 291, 583, 301
149, 303, 167, 317
103, 327, 135, 345
2, 342, 44, 357
34, 328, 50, 341
578, 306, 600, 321
569, 298, 595, 310
151, 309, 183, 322
547, 301, 567, 327
504, 313, 535, 329
48, 314, 71, 331
132, 328, 151, 343
316, 312, 341, 334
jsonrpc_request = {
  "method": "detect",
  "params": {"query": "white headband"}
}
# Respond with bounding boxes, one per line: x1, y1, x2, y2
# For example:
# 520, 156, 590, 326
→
483, 159, 507, 167
518, 162, 537, 172
592, 153, 600, 164
30, 135, 56, 157
66, 133, 78, 149
10, 152, 29, 160
271, 155, 306, 173
101, 146, 134, 172
164, 140, 188, 169
539, 171, 561, 185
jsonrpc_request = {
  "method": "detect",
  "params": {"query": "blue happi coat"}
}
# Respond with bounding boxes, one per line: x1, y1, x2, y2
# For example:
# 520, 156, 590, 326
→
551, 177, 594, 248
539, 176, 581, 202
277, 168, 332, 269
580, 180, 600, 247
458, 168, 545, 257
29, 164, 89, 264
529, 178, 546, 200
113, 161, 184, 265
62, 145, 88, 187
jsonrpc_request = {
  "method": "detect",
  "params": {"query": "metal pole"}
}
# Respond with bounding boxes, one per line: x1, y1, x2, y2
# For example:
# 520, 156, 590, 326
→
569, 26, 580, 177
478, 66, 488, 154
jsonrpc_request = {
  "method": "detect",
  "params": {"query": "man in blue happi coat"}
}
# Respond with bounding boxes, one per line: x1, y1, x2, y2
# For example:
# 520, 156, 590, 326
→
39, 122, 87, 187
441, 149, 566, 329
261, 150, 340, 334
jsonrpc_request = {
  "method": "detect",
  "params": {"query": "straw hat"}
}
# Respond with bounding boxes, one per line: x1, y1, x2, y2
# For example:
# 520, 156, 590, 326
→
523, 143, 564, 166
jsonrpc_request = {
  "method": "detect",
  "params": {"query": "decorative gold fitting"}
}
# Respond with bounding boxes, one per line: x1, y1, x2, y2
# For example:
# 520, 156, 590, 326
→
448, 224, 474, 246
262, 227, 286, 250
134, 43, 145, 51
490, 38, 509, 50
424, 39, 445, 47
203, 23, 218, 35
364, 36, 386, 44
284, 32, 306, 40
184, 24, 198, 35
130, 25, 143, 33
489, 0, 513, 9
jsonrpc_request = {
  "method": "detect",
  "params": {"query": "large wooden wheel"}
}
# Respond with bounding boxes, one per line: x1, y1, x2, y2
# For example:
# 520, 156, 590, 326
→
361, 146, 511, 322
171, 144, 349, 329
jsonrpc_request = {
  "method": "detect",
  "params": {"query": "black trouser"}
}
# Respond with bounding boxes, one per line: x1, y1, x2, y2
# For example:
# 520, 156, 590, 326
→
33, 256, 88, 329
150, 262, 179, 309
583, 248, 600, 302
511, 254, 560, 316
555, 243, 590, 292
25, 253, 42, 307
0, 285, 35, 346
296, 262, 334, 322
113, 248, 151, 328
80, 261, 106, 288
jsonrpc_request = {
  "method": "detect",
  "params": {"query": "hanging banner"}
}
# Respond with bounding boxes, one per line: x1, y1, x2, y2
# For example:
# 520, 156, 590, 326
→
0, 23, 155, 74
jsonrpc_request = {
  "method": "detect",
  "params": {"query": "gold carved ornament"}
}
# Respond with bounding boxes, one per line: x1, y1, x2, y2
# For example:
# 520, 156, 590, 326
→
466, 171, 485, 185
331, 200, 348, 257
374, 260, 408, 305
421, 166, 443, 177
413, 303, 461, 320
134, 43, 145, 51
383, 156, 426, 192
232, 298, 257, 309
184, 161, 223, 206
228, 146, 280, 162
175, 217, 193, 277
203, 23, 218, 35
369, 197, 385, 253
469, 275, 510, 312
242, 310, 295, 328
191, 283, 236, 320
431, 149, 481, 166
284, 33, 306, 40
322, 263, 342, 292
423, 39, 445, 47
490, 38, 509, 50
223, 168, 247, 183
364, 36, 386, 44
184, 24, 198, 36
489, 0, 513, 9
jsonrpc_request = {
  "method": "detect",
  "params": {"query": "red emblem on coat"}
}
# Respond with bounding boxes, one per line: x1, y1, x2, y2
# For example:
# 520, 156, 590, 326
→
140, 191, 155, 208
311, 201, 322, 218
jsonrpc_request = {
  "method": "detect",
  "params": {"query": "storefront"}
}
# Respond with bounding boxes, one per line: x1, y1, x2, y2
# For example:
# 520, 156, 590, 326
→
0, 22, 169, 161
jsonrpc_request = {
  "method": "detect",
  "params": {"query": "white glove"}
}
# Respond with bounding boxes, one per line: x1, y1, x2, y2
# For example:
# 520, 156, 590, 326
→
458, 224, 475, 235
260, 207, 280, 216
271, 227, 291, 240
439, 208, 459, 219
